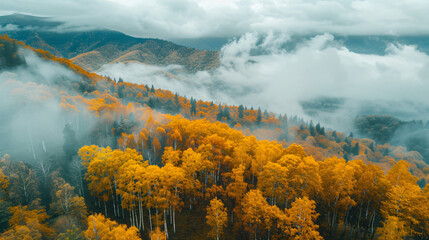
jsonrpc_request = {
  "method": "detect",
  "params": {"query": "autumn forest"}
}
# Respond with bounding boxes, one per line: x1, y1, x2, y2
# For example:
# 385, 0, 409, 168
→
0, 29, 429, 240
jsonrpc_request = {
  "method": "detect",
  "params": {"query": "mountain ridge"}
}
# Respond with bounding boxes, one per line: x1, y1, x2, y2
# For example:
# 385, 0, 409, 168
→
0, 14, 220, 72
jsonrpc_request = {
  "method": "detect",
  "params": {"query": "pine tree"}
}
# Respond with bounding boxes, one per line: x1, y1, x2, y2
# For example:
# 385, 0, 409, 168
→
63, 123, 78, 161
257, 108, 262, 124
238, 105, 244, 119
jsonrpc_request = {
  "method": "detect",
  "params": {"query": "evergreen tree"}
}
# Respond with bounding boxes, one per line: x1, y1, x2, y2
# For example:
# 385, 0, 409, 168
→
216, 105, 223, 121
315, 123, 321, 135
63, 123, 78, 161
190, 98, 197, 116
257, 108, 262, 124
309, 121, 316, 136
174, 93, 180, 105
238, 105, 244, 119
352, 142, 360, 155
223, 107, 230, 120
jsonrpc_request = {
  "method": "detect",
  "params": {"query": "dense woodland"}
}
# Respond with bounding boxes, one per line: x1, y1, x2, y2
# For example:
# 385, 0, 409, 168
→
0, 35, 428, 240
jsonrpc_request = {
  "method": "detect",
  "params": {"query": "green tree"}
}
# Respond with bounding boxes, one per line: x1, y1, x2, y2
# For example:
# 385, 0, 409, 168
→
63, 123, 78, 161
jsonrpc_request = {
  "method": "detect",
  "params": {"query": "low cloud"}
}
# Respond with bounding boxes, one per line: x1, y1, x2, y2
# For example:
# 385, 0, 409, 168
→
99, 32, 429, 131
2, 0, 429, 39
0, 49, 84, 162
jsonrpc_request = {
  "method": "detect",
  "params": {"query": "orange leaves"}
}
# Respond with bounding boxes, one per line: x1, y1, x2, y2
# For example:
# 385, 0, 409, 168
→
0, 169, 8, 192
377, 216, 408, 240
225, 164, 247, 203
241, 189, 281, 237
2, 205, 54, 240
206, 197, 228, 240
84, 213, 141, 240
79, 146, 144, 202
150, 227, 167, 240
283, 197, 322, 240
162, 147, 181, 166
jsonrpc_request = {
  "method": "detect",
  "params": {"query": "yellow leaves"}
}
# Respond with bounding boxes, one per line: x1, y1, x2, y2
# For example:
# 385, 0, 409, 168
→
0, 169, 8, 191
181, 148, 204, 176
206, 197, 227, 239
241, 189, 281, 235
150, 227, 167, 240
377, 215, 408, 240
284, 197, 322, 240
78, 145, 103, 166
386, 160, 418, 187
284, 143, 308, 159
80, 146, 145, 202
84, 213, 141, 240
225, 164, 247, 202
50, 182, 87, 224
257, 161, 288, 205
162, 147, 181, 166
59, 98, 79, 112
3, 205, 54, 240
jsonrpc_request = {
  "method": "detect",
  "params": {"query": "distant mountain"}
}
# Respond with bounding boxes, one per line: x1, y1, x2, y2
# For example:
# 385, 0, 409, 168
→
0, 13, 219, 72
169, 37, 231, 51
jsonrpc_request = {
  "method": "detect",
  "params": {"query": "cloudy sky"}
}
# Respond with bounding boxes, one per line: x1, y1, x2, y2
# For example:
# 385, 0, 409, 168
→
2, 0, 429, 130
1, 0, 429, 39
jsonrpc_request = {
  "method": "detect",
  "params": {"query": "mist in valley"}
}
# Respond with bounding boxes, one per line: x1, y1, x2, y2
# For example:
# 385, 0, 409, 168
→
99, 32, 429, 127
0, 48, 98, 169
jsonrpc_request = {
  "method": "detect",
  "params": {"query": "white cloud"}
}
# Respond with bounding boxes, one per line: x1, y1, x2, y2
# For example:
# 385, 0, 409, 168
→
0, 24, 19, 31
98, 32, 429, 131
1, 0, 429, 39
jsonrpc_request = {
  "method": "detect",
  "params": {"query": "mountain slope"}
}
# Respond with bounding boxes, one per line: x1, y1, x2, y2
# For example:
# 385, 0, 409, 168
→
0, 14, 219, 72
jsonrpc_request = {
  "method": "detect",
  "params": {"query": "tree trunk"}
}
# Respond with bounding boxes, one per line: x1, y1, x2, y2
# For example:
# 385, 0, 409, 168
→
164, 209, 169, 239
149, 207, 153, 232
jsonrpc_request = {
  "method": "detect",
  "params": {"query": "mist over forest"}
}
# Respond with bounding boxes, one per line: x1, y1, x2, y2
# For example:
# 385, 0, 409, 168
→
1, 1, 429, 240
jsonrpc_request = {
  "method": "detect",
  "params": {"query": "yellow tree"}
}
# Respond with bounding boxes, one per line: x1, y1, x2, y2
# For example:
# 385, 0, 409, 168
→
251, 141, 283, 185
181, 148, 204, 210
225, 164, 247, 223
155, 163, 188, 236
241, 189, 280, 240
285, 197, 323, 240
84, 213, 141, 240
348, 161, 388, 238
278, 155, 321, 205
1, 205, 54, 240
377, 215, 408, 240
116, 157, 148, 230
82, 146, 143, 218
382, 160, 424, 237
150, 227, 167, 240
206, 197, 228, 240
0, 169, 8, 192
162, 147, 181, 166
257, 161, 288, 206
318, 157, 356, 235
50, 182, 87, 224
167, 128, 182, 151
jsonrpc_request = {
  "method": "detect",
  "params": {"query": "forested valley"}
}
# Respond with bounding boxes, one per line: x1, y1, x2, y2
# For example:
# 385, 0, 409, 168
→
0, 35, 428, 240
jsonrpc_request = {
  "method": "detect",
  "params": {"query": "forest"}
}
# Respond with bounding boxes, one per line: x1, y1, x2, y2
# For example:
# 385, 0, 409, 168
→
0, 34, 428, 240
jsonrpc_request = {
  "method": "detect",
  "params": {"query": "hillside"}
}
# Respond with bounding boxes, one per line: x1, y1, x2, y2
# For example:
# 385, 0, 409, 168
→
0, 35, 428, 240
0, 13, 219, 72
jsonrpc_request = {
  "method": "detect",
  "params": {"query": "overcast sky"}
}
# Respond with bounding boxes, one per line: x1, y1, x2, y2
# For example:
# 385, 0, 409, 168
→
1, 0, 429, 39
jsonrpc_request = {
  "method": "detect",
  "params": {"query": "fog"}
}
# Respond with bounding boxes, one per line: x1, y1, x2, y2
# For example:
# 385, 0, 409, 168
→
0, 49, 85, 163
98, 32, 429, 131
3, 0, 429, 39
